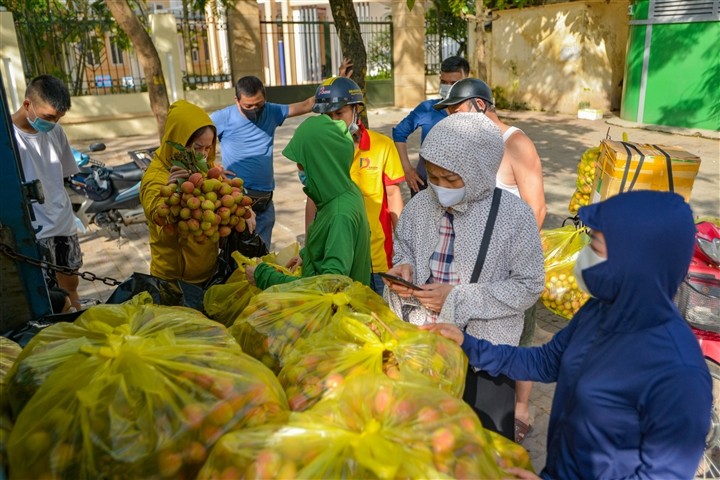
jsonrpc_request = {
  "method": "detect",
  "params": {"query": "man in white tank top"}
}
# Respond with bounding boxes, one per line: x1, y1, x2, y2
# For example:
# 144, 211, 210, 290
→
434, 78, 546, 443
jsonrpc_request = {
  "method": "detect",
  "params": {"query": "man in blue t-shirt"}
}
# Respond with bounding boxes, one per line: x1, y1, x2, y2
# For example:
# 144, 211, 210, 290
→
211, 76, 316, 248
392, 56, 469, 196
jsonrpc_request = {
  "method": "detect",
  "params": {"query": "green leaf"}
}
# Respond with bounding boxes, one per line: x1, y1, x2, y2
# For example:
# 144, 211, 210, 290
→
166, 140, 186, 151
407, 0, 416, 9
196, 159, 209, 174
171, 160, 187, 169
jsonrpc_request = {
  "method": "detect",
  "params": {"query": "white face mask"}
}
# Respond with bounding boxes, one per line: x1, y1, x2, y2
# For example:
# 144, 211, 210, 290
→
429, 181, 466, 208
439, 84, 452, 99
348, 106, 360, 135
573, 245, 607, 297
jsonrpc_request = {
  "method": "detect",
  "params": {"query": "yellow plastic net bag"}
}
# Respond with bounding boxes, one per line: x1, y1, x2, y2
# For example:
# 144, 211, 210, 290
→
205, 248, 303, 326
6, 293, 236, 414
568, 146, 600, 215
0, 337, 21, 383
539, 225, 591, 319
199, 375, 512, 479
486, 430, 534, 472
6, 293, 288, 479
0, 337, 21, 476
279, 310, 467, 411
229, 274, 399, 373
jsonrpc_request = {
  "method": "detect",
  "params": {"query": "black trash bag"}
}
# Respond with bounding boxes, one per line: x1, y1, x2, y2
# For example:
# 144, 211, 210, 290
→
205, 229, 269, 288
226, 228, 269, 260
3, 311, 82, 347
105, 272, 205, 310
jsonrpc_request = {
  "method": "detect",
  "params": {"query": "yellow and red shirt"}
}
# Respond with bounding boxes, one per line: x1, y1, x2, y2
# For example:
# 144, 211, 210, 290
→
350, 130, 405, 273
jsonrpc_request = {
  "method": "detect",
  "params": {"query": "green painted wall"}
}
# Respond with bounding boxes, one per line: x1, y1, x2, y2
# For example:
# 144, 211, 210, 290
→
620, 24, 646, 122
643, 21, 719, 130
621, 0, 719, 131
633, 0, 649, 21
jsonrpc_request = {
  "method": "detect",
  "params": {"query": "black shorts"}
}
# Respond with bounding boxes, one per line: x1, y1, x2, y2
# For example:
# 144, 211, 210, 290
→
37, 235, 83, 274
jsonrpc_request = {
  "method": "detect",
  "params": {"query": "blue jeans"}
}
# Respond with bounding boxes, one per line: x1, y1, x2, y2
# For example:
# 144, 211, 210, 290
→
370, 273, 386, 296
254, 200, 275, 249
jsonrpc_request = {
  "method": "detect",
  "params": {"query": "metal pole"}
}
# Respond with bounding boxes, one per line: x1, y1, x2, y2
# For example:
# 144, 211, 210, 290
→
0, 70, 53, 326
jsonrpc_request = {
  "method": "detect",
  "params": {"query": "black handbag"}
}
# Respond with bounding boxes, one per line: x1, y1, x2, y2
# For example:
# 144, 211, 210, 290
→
245, 189, 273, 213
461, 188, 516, 441
204, 229, 270, 288
106, 272, 205, 311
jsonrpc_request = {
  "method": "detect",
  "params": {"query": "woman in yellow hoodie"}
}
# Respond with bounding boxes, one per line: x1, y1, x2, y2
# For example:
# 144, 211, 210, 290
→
140, 100, 222, 284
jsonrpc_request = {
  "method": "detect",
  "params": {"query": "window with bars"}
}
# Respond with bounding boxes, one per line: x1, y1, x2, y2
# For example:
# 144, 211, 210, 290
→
110, 39, 124, 65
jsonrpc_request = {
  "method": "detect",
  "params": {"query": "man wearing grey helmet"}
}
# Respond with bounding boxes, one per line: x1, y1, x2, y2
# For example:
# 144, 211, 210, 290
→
392, 57, 469, 196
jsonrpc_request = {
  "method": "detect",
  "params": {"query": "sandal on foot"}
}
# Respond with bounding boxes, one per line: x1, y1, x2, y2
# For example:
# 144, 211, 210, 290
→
515, 418, 533, 444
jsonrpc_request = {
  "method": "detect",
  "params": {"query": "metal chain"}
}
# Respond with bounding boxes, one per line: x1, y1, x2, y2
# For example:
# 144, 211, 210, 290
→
0, 242, 123, 286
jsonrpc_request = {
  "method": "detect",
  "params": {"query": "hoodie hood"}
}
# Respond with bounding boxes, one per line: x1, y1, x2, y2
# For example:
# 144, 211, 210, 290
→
154, 100, 217, 168
578, 190, 695, 332
419, 112, 503, 209
282, 115, 355, 208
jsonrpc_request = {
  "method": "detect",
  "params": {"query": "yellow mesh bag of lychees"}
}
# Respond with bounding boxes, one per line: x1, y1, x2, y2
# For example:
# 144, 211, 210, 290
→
278, 310, 467, 411
540, 225, 591, 319
5, 293, 288, 480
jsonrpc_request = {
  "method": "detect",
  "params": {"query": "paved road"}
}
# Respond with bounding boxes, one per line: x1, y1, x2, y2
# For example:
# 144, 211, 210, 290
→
74, 107, 719, 472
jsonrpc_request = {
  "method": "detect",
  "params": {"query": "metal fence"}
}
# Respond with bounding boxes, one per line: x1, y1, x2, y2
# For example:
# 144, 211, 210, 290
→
424, 16, 466, 75
14, 7, 233, 96
176, 11, 232, 90
259, 19, 393, 87
14, 15, 146, 96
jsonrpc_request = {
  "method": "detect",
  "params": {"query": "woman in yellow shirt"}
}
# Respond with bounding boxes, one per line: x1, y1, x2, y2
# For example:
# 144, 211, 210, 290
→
140, 100, 224, 284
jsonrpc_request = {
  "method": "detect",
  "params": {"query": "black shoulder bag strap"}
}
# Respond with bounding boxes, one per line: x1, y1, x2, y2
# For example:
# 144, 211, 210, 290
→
463, 187, 516, 440
470, 187, 502, 283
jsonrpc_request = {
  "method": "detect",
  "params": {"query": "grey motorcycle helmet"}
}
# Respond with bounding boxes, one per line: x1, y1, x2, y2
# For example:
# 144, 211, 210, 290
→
433, 78, 494, 110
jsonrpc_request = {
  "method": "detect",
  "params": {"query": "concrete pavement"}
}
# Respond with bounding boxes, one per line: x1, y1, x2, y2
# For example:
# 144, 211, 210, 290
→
73, 106, 719, 472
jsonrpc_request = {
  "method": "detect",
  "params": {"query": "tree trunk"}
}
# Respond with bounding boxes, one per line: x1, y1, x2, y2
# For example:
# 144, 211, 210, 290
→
327, 0, 369, 127
473, 0, 490, 81
105, 0, 169, 139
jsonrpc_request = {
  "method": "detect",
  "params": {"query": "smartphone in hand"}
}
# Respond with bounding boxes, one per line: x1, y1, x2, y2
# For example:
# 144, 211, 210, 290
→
378, 272, 421, 290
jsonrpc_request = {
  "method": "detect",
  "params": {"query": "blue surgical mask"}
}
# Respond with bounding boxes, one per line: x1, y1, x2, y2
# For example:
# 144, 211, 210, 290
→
429, 181, 466, 208
27, 103, 57, 133
298, 169, 307, 186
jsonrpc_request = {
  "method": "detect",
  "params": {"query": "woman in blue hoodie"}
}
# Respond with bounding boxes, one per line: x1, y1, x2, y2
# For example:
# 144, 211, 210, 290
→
424, 190, 711, 479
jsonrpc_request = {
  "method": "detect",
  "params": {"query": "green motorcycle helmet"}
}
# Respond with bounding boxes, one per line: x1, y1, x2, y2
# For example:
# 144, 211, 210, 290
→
312, 77, 364, 114
433, 78, 494, 110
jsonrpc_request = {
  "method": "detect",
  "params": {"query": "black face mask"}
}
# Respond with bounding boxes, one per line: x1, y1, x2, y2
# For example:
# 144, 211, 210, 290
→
241, 105, 265, 123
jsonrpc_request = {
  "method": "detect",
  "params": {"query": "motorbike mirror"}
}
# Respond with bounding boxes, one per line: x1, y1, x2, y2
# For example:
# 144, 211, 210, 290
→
698, 237, 720, 266
89, 143, 106, 152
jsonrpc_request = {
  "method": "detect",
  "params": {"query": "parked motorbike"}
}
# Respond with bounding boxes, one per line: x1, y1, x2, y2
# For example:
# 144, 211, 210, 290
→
66, 143, 148, 237
675, 220, 720, 477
